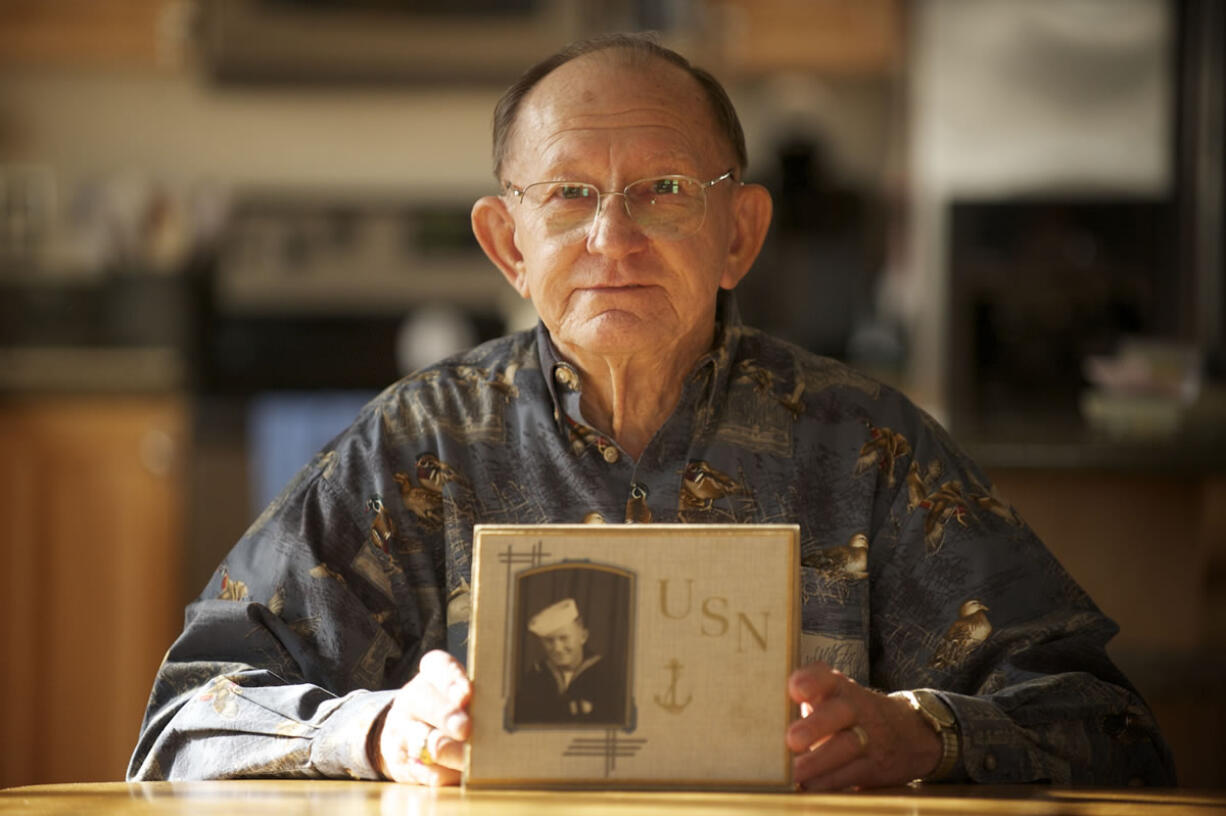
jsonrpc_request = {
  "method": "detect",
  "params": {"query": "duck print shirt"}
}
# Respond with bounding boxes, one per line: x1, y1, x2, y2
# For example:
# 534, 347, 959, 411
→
128, 297, 1175, 786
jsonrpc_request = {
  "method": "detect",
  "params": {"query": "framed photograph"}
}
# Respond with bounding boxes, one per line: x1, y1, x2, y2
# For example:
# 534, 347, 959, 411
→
465, 524, 799, 790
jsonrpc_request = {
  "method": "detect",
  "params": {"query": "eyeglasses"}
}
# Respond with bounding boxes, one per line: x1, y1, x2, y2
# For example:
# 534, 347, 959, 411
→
503, 169, 737, 243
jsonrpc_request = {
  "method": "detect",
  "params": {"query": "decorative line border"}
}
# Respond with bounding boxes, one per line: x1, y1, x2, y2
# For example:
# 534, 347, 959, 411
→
564, 730, 649, 777
497, 540, 552, 697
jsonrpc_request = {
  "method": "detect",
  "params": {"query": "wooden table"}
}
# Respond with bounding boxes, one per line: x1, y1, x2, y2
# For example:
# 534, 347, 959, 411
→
2, 782, 1225, 815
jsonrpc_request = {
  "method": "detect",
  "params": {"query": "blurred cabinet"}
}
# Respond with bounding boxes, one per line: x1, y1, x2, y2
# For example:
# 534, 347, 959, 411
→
990, 469, 1226, 788
0, 395, 186, 787
0, 0, 185, 70
713, 0, 903, 76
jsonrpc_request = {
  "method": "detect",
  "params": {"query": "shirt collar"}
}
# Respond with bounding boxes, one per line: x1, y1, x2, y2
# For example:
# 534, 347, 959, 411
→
535, 321, 575, 421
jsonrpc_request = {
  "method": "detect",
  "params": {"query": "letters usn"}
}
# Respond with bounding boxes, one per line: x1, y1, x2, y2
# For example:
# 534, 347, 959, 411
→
658, 578, 769, 651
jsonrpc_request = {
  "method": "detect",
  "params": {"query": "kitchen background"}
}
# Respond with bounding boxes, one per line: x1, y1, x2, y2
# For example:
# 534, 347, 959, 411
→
0, 0, 1222, 789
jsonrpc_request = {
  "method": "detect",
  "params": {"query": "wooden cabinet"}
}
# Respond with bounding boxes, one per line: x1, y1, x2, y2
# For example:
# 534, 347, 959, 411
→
0, 0, 184, 70
712, 0, 903, 76
0, 395, 186, 787
990, 469, 1226, 788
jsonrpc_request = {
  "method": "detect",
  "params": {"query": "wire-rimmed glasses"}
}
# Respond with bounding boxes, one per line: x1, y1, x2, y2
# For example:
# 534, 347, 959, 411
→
503, 169, 737, 243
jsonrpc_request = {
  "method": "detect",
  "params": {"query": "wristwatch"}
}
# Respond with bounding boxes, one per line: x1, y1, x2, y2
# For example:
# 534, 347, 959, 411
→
892, 689, 960, 782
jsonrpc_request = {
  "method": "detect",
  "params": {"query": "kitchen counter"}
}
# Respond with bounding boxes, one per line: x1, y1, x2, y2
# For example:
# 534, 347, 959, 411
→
0, 271, 191, 395
0, 345, 185, 394
961, 385, 1226, 474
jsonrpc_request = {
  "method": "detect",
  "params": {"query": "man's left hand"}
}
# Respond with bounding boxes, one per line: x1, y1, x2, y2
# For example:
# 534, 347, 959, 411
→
786, 661, 942, 790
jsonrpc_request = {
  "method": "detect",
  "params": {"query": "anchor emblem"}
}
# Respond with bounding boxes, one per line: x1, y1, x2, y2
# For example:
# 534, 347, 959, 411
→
653, 658, 692, 714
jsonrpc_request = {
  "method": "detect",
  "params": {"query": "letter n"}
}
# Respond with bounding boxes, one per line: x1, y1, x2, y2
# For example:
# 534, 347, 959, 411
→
737, 612, 769, 652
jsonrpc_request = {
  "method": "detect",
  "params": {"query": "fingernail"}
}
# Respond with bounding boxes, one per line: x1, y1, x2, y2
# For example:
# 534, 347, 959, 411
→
795, 676, 818, 699
446, 712, 469, 737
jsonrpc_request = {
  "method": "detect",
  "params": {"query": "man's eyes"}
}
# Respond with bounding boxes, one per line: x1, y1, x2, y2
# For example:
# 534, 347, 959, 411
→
532, 178, 692, 206
650, 179, 684, 195
556, 184, 594, 200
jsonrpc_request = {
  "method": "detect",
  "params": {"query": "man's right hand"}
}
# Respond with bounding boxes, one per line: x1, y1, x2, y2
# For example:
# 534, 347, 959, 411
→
372, 650, 472, 785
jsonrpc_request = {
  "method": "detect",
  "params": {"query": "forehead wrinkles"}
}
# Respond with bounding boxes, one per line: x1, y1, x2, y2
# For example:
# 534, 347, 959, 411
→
538, 118, 696, 165
522, 107, 721, 176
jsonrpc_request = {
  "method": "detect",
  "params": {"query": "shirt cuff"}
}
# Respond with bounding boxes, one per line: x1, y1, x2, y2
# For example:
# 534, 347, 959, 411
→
938, 691, 1067, 784
310, 688, 399, 780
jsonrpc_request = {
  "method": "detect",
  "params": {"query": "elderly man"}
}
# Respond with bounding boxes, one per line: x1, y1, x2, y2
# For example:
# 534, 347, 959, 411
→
129, 34, 1174, 789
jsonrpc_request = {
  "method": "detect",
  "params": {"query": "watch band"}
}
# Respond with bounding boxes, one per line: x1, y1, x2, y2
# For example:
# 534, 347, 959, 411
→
891, 689, 960, 782
928, 719, 960, 781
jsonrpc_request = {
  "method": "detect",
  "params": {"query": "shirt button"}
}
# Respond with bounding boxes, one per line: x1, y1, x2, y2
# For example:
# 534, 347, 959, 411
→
983, 752, 998, 772
602, 445, 620, 464
554, 365, 579, 390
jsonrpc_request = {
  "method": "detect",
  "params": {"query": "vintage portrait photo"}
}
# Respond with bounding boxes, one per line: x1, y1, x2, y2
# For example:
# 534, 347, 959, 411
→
468, 524, 798, 787
510, 563, 634, 729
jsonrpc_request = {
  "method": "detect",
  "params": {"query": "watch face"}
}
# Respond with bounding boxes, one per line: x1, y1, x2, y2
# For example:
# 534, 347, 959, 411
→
915, 691, 956, 729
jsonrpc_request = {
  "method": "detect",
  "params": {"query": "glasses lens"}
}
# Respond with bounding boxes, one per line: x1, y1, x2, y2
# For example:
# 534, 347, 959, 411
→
521, 181, 599, 238
625, 176, 705, 240
517, 176, 709, 242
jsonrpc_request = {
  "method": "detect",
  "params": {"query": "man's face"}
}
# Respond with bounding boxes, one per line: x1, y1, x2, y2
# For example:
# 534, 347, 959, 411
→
496, 53, 744, 361
537, 619, 589, 672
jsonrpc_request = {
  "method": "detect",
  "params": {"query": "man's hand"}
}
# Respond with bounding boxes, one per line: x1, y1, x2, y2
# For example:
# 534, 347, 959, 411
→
372, 650, 472, 785
787, 661, 942, 791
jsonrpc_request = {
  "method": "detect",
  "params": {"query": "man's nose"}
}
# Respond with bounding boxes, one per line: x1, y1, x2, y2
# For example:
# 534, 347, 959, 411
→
586, 192, 647, 256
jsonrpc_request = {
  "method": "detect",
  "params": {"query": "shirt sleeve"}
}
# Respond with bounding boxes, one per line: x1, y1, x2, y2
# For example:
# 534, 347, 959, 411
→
865, 397, 1176, 786
128, 405, 445, 781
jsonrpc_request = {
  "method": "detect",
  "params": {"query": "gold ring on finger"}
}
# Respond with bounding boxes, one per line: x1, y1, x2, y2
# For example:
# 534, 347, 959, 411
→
416, 727, 435, 766
850, 724, 869, 751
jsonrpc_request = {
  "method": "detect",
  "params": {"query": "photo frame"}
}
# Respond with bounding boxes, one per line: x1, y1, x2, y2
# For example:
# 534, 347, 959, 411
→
465, 524, 799, 790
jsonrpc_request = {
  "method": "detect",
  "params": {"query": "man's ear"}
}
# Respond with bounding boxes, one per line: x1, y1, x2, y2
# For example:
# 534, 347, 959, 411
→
719, 183, 773, 290
472, 195, 530, 298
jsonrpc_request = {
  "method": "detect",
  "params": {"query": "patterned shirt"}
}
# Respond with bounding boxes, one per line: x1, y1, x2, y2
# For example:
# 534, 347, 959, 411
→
128, 299, 1175, 785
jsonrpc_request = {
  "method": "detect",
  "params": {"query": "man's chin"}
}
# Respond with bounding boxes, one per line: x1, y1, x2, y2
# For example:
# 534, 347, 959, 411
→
561, 311, 670, 356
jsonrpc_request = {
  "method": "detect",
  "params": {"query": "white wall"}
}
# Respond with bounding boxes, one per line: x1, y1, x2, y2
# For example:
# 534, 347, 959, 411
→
0, 68, 501, 199
901, 0, 1172, 419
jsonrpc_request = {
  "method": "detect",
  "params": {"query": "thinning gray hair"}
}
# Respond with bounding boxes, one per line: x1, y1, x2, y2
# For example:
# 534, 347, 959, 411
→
491, 32, 748, 181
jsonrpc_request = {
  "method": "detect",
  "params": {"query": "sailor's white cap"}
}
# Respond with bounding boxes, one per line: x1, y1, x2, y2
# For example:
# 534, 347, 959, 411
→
527, 597, 580, 637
